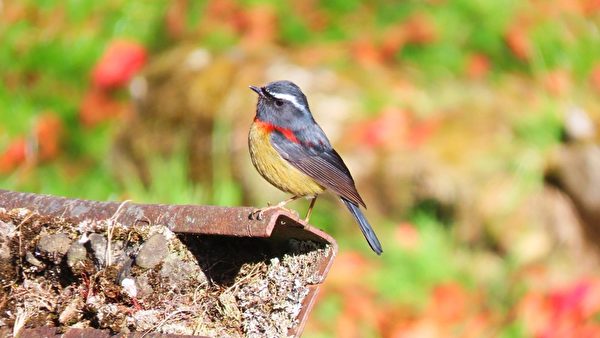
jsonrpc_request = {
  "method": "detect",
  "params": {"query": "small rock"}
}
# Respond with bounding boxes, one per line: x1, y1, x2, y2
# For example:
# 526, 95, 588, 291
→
37, 233, 72, 256
88, 233, 108, 265
66, 242, 88, 267
0, 220, 16, 238
59, 298, 83, 325
112, 240, 126, 263
88, 233, 125, 266
135, 275, 154, 297
160, 254, 207, 284
26, 252, 44, 268
0, 241, 10, 260
135, 234, 168, 269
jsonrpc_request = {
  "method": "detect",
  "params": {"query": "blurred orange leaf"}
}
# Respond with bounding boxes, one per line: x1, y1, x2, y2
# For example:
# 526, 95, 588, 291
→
0, 137, 27, 174
342, 288, 379, 326
351, 38, 385, 67
34, 113, 63, 162
80, 88, 128, 127
388, 318, 441, 338
394, 222, 420, 250
466, 53, 491, 80
590, 64, 600, 94
505, 24, 532, 61
543, 69, 571, 96
205, 0, 240, 21
582, 0, 600, 15
92, 40, 147, 90
165, 0, 188, 39
336, 312, 360, 338
402, 13, 437, 45
327, 251, 373, 287
381, 26, 406, 60
241, 5, 278, 49
293, 1, 328, 31
351, 107, 409, 150
407, 118, 439, 148
426, 283, 469, 324
202, 0, 244, 33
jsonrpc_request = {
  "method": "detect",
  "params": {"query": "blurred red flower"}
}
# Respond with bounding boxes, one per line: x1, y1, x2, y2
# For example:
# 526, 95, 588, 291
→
518, 279, 600, 338
92, 40, 147, 90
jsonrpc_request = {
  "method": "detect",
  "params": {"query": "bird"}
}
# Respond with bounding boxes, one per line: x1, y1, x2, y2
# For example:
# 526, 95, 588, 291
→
248, 80, 383, 255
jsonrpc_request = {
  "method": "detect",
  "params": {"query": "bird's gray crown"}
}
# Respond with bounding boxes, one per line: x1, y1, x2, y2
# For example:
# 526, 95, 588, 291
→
263, 80, 310, 112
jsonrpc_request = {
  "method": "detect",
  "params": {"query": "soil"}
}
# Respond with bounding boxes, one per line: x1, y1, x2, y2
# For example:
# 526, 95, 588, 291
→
0, 207, 330, 337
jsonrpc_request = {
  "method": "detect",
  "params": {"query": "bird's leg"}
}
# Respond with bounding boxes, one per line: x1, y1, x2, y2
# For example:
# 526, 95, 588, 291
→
251, 195, 302, 220
304, 196, 318, 223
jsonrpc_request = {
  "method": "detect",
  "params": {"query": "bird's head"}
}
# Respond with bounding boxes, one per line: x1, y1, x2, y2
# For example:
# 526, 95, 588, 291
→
250, 80, 313, 127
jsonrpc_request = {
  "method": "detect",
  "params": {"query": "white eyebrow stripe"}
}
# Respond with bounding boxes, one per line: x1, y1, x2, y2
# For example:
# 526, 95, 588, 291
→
268, 91, 307, 112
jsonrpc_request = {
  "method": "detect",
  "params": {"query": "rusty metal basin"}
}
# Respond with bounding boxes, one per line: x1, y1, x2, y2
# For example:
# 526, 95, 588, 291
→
0, 190, 337, 338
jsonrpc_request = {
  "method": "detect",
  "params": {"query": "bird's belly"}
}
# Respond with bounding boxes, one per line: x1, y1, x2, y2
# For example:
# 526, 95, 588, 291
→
248, 123, 324, 196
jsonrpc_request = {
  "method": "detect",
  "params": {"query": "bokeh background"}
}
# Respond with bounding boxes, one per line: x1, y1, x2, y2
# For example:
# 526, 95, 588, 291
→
2, 0, 600, 337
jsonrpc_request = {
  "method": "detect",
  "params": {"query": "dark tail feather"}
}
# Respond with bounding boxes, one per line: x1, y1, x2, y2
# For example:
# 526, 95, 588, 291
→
341, 198, 383, 255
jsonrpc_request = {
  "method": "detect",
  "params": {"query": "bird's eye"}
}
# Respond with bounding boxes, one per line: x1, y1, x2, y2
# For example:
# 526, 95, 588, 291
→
275, 100, 284, 107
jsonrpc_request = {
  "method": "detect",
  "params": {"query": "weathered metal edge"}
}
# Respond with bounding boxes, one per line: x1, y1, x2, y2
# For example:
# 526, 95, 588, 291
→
0, 190, 338, 338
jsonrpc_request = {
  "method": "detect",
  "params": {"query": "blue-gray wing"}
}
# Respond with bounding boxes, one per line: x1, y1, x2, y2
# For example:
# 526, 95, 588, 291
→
270, 129, 366, 207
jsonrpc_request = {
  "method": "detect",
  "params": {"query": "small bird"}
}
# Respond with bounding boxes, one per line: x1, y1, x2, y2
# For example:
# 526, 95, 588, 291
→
248, 80, 383, 255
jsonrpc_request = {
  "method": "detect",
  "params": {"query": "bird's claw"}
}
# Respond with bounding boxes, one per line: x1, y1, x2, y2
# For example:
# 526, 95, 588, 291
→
249, 205, 299, 220
250, 205, 278, 220
249, 208, 266, 220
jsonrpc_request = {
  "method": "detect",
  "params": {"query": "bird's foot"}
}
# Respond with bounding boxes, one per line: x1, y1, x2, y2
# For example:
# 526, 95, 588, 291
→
250, 204, 298, 220
250, 205, 279, 220
249, 196, 303, 220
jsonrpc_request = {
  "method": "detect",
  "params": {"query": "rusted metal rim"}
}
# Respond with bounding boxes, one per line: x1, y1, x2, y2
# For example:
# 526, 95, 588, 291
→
0, 189, 338, 338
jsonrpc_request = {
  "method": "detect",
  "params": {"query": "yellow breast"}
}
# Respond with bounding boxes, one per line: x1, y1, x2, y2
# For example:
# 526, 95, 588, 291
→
248, 122, 324, 197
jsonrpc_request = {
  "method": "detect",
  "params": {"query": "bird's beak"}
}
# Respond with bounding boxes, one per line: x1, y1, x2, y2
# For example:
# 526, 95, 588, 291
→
249, 85, 263, 97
